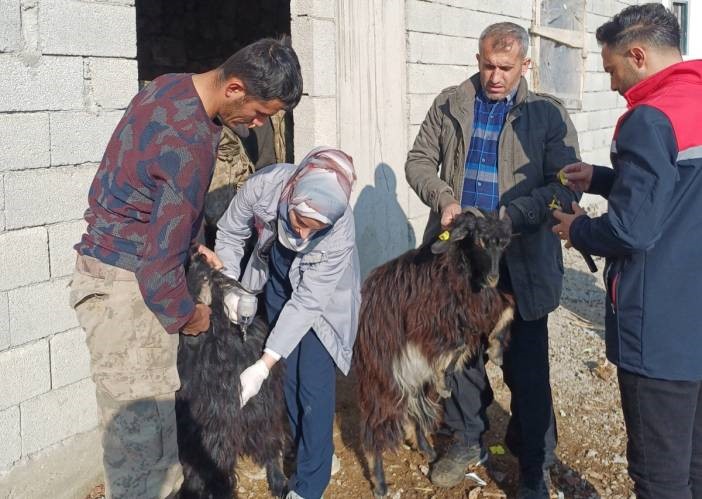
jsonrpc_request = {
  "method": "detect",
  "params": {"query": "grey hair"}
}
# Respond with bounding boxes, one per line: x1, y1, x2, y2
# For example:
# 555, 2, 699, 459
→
479, 22, 530, 58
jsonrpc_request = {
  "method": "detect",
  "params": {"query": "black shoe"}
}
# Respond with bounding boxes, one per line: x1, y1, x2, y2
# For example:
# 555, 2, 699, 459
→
516, 469, 551, 499
430, 442, 488, 488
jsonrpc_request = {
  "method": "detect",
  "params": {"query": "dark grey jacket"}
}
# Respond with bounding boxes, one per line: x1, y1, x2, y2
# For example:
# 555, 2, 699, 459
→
405, 74, 580, 320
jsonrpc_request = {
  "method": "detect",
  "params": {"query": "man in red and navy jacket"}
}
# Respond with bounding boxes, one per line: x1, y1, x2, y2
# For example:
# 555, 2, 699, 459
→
552, 4, 702, 498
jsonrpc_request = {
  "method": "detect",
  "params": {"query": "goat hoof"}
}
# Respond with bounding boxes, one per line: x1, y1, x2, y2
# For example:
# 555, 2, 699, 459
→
422, 448, 437, 463
373, 483, 388, 498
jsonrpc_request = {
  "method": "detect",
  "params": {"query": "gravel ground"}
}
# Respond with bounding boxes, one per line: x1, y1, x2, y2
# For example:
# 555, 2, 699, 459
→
87, 240, 633, 499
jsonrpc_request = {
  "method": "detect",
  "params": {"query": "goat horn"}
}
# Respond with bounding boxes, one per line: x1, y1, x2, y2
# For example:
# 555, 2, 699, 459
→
499, 205, 507, 220
462, 206, 484, 218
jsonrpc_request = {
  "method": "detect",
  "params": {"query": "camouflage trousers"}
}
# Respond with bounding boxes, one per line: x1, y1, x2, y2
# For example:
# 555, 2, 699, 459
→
69, 255, 183, 499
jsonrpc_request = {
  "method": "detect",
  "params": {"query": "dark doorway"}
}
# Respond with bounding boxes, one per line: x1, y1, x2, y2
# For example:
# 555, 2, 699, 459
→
135, 0, 295, 164
136, 0, 291, 81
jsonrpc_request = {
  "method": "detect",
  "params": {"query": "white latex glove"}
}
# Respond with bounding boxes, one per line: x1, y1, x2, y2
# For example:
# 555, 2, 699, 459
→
239, 359, 269, 407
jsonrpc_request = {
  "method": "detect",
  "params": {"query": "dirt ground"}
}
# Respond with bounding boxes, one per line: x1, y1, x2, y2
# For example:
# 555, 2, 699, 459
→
231, 246, 631, 499
87, 245, 632, 499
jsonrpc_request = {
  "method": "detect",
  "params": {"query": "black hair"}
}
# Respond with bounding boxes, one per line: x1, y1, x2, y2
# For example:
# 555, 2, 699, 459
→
596, 3, 680, 51
218, 36, 303, 110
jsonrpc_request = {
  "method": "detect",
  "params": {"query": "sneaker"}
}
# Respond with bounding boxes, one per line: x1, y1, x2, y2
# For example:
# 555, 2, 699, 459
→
430, 442, 488, 488
516, 469, 552, 499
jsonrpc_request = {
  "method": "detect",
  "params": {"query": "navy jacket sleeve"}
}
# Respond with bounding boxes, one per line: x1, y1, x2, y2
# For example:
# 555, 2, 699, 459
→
589, 165, 616, 198
570, 105, 678, 257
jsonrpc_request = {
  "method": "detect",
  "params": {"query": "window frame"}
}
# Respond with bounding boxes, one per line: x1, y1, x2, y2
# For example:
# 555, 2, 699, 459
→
529, 0, 586, 111
672, 0, 689, 55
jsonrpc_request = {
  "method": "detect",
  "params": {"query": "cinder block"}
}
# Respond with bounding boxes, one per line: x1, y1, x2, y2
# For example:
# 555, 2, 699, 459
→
50, 328, 90, 389
586, 11, 610, 33
0, 292, 9, 351
406, 1, 480, 38
407, 63, 471, 95
407, 124, 421, 151
48, 220, 86, 278
583, 72, 610, 93
291, 16, 336, 97
39, 0, 136, 58
0, 55, 84, 112
570, 111, 589, 132
582, 90, 619, 111
291, 0, 334, 18
407, 212, 430, 245
20, 378, 98, 456
0, 340, 50, 410
582, 145, 613, 167
0, 0, 21, 52
0, 406, 21, 471
4, 164, 96, 229
293, 97, 338, 161
0, 226, 49, 291
0, 112, 51, 172
408, 32, 477, 66
407, 1, 527, 40
585, 53, 605, 72
409, 93, 436, 125
86, 58, 138, 110
0, 174, 5, 232
50, 111, 122, 166
8, 277, 78, 346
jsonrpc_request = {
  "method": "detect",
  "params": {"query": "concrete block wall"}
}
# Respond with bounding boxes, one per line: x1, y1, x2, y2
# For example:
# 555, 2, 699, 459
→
404, 0, 658, 227
290, 1, 338, 159
405, 0, 532, 229
0, 0, 137, 474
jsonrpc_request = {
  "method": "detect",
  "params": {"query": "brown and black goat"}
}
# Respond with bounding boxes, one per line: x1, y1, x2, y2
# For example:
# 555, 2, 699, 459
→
176, 252, 287, 498
354, 207, 514, 497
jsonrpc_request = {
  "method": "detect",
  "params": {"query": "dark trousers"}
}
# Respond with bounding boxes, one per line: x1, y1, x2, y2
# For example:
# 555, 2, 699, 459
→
443, 311, 557, 480
618, 368, 702, 499
283, 330, 336, 499
264, 240, 335, 498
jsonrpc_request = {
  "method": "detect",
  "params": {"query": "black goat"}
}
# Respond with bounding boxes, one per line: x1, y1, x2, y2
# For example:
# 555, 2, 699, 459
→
176, 252, 287, 498
354, 207, 514, 497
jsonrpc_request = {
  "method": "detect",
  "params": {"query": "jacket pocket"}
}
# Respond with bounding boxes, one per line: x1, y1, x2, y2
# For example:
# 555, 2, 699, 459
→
604, 260, 623, 315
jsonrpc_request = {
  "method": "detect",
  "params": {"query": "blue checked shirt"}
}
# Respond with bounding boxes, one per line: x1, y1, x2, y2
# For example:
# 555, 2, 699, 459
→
460, 88, 516, 211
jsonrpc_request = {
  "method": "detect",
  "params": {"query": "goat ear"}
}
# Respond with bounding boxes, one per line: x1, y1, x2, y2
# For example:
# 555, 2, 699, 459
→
430, 239, 451, 254
430, 225, 471, 254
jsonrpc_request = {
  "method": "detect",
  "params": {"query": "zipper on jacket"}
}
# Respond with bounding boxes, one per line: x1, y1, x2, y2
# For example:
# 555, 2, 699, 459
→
610, 272, 620, 314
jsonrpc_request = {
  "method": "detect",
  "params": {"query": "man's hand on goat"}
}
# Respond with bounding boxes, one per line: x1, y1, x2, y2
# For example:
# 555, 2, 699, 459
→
196, 244, 224, 270
552, 202, 586, 248
182, 303, 212, 335
239, 359, 270, 407
441, 202, 462, 229
559, 162, 593, 192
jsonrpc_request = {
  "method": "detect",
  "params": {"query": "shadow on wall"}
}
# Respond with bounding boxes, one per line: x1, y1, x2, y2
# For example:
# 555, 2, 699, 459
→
353, 164, 416, 278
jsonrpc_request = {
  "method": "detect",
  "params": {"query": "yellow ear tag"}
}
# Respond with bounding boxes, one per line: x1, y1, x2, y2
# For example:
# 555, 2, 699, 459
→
548, 194, 562, 211
558, 170, 567, 185
438, 230, 451, 241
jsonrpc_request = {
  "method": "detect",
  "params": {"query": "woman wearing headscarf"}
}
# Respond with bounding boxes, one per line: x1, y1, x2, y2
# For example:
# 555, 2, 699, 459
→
211, 146, 360, 499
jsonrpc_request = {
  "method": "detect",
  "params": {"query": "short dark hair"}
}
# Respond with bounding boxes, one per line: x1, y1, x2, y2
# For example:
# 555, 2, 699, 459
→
596, 3, 680, 52
219, 36, 303, 110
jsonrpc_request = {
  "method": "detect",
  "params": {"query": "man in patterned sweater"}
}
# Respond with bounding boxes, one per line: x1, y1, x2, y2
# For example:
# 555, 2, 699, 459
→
69, 38, 302, 499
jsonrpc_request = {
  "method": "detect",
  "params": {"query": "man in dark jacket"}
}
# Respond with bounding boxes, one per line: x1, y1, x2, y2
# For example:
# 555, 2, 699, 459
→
405, 22, 580, 498
553, 4, 702, 498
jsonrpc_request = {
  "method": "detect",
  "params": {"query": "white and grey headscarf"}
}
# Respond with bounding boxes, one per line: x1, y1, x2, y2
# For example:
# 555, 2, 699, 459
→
277, 146, 356, 251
